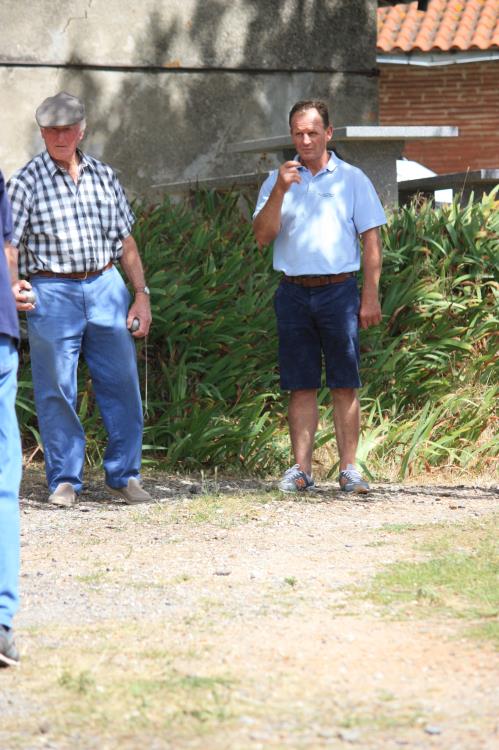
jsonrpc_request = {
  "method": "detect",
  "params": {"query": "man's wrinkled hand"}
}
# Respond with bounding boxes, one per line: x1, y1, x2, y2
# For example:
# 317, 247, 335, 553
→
127, 297, 152, 338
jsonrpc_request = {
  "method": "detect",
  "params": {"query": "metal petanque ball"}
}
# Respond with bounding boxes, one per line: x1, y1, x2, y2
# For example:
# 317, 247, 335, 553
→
21, 290, 36, 304
129, 317, 140, 332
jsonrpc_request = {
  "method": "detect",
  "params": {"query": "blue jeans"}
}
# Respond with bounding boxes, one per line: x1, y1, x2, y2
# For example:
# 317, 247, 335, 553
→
0, 335, 21, 629
274, 278, 361, 390
27, 266, 143, 493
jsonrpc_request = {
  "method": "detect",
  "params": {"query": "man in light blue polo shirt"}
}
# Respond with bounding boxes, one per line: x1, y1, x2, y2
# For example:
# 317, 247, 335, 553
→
253, 99, 386, 494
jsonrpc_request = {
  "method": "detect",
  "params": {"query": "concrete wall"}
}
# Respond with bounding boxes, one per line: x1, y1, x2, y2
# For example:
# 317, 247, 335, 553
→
0, 1, 379, 198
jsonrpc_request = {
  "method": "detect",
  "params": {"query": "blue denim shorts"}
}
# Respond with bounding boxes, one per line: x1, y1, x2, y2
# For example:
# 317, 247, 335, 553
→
273, 277, 361, 390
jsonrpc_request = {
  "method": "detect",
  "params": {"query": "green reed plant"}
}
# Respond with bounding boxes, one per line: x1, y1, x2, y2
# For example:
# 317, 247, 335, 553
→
16, 189, 498, 479
356, 190, 498, 477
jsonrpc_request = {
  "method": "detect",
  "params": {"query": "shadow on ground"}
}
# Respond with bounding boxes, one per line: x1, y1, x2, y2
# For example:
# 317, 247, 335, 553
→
20, 465, 499, 510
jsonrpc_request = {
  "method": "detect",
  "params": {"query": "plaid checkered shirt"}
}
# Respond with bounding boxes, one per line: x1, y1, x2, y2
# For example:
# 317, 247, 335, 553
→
7, 150, 135, 275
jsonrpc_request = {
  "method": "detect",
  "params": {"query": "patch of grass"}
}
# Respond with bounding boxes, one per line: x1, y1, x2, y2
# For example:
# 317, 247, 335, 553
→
129, 579, 169, 590
8, 622, 241, 744
179, 493, 271, 527
327, 602, 354, 614
59, 669, 96, 694
140, 648, 173, 661
363, 517, 499, 640
125, 671, 234, 725
381, 523, 419, 533
134, 493, 270, 529
75, 570, 108, 585
365, 521, 444, 549
378, 690, 396, 702
284, 576, 298, 588
172, 573, 191, 584
339, 707, 423, 731
369, 549, 497, 615
464, 621, 499, 649
419, 519, 497, 555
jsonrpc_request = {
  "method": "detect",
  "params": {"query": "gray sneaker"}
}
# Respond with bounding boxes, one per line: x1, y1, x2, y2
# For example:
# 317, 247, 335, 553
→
339, 464, 370, 494
0, 626, 19, 667
278, 464, 315, 493
48, 482, 77, 506
106, 478, 152, 504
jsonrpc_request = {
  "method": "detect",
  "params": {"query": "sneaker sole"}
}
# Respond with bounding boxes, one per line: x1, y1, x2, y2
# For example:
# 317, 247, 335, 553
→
105, 486, 152, 504
49, 496, 76, 507
0, 652, 19, 667
278, 485, 315, 493
340, 486, 370, 494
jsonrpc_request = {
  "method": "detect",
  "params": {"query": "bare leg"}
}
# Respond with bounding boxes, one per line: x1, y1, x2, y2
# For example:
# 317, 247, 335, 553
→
331, 388, 360, 470
288, 389, 318, 476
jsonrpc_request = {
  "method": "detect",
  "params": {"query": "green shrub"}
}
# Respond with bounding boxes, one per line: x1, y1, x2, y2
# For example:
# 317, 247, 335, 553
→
16, 189, 499, 478
358, 191, 498, 477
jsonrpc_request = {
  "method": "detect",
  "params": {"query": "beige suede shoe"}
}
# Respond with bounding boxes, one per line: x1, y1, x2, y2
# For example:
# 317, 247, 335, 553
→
0, 626, 19, 667
106, 478, 152, 504
48, 482, 77, 507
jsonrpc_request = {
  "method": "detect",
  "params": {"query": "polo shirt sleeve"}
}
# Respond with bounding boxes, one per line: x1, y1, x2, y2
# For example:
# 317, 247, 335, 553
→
352, 170, 387, 235
6, 175, 31, 248
253, 171, 278, 219
0, 172, 12, 243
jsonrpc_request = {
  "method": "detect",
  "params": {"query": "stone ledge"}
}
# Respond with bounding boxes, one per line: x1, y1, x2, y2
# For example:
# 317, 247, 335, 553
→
228, 126, 459, 154
398, 169, 499, 192
151, 172, 267, 192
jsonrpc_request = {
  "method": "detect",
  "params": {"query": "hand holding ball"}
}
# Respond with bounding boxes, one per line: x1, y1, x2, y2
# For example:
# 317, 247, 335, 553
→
20, 290, 36, 304
129, 317, 140, 332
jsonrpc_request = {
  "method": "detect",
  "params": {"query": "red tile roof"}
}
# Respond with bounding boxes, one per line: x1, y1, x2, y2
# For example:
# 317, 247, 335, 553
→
377, 0, 499, 52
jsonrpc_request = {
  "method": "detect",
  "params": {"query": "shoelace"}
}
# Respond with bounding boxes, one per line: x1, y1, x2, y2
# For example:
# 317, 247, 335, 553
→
340, 466, 363, 482
284, 464, 305, 479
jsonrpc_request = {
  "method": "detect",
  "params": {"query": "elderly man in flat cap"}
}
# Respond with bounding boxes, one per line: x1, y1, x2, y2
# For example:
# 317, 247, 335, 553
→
6, 92, 152, 506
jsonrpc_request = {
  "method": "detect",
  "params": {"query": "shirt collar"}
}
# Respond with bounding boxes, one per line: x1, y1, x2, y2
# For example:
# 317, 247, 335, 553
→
325, 151, 340, 172
295, 151, 339, 175
42, 148, 91, 178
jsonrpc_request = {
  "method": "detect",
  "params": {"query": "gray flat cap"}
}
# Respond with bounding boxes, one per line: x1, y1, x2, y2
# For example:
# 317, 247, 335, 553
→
35, 91, 85, 127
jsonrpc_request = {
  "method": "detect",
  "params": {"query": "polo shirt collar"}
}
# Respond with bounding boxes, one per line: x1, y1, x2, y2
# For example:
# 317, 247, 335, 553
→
325, 151, 340, 172
295, 151, 339, 175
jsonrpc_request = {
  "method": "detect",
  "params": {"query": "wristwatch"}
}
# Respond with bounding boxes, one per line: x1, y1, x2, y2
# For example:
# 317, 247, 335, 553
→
134, 286, 150, 295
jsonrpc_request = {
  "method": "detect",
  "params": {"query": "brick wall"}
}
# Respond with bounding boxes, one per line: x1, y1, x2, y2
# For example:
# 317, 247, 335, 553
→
379, 61, 499, 173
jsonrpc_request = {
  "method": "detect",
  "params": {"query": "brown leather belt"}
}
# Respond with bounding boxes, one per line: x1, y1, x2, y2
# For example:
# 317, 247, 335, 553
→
283, 272, 354, 288
32, 260, 113, 280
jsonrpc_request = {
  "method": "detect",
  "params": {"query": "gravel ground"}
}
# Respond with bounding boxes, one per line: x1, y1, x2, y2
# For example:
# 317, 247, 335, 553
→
0, 466, 497, 750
